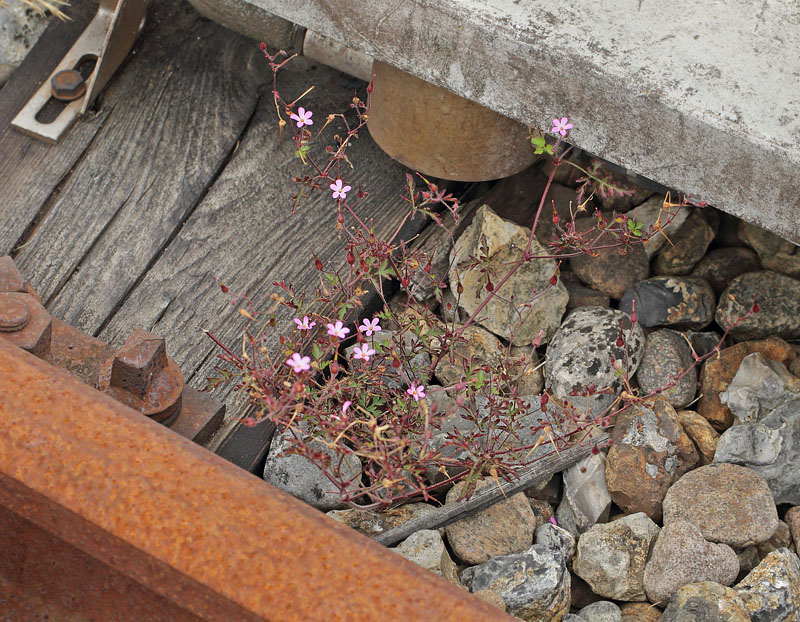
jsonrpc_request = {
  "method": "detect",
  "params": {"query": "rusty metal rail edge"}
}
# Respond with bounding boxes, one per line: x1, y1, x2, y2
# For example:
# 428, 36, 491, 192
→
0, 338, 512, 621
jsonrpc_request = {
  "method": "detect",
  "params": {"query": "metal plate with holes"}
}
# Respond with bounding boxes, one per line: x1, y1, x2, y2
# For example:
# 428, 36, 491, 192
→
11, 0, 146, 143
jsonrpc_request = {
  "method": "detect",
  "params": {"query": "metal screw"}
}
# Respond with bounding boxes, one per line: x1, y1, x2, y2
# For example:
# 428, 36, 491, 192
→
51, 69, 87, 102
0, 295, 31, 332
99, 328, 184, 424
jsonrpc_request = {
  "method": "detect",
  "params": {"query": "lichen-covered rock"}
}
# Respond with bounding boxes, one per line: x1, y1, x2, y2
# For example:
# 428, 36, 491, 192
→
573, 513, 661, 601
691, 247, 762, 296
662, 463, 779, 548
675, 410, 720, 465
714, 401, 800, 505
463, 544, 571, 621
643, 521, 739, 605
450, 205, 568, 345
716, 271, 800, 341
264, 428, 362, 510
573, 600, 622, 621
545, 307, 645, 415
660, 581, 751, 622
619, 276, 716, 330
605, 399, 699, 521
696, 335, 795, 431
568, 216, 650, 299
327, 502, 439, 537
762, 251, 800, 279
653, 209, 715, 276
635, 329, 697, 409
535, 523, 577, 570
738, 221, 796, 260
391, 529, 460, 586
435, 324, 504, 386
735, 548, 800, 622
719, 352, 800, 424
557, 452, 612, 534
444, 477, 537, 564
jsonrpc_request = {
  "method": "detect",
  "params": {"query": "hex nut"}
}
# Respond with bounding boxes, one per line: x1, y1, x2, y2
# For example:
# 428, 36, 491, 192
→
51, 69, 87, 101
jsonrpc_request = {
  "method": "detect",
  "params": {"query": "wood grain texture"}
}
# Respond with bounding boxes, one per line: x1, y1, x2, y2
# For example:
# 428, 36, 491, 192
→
98, 58, 425, 411
14, 0, 265, 333
0, 0, 108, 255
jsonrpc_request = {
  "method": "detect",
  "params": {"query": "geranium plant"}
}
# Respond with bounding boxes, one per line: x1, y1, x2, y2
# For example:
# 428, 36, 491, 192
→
206, 46, 756, 510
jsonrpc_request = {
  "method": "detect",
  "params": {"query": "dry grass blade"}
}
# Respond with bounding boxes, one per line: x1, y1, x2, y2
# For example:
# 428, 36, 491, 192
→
0, 0, 70, 21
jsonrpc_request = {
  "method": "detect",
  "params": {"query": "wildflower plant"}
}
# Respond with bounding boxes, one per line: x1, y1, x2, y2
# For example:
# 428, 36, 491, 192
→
207, 46, 757, 510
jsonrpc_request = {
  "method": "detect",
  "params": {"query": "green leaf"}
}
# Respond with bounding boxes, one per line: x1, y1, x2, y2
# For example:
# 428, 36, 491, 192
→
627, 218, 644, 237
295, 143, 310, 163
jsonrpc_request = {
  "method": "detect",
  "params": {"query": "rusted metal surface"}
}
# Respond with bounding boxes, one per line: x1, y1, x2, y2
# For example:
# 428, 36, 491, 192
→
0, 505, 204, 621
51, 68, 87, 101
0, 255, 223, 444
367, 59, 539, 181
0, 340, 512, 621
99, 327, 184, 424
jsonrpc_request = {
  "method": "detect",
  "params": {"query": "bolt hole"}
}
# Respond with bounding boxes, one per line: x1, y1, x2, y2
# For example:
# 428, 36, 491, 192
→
34, 55, 98, 124
35, 97, 67, 124
76, 54, 97, 80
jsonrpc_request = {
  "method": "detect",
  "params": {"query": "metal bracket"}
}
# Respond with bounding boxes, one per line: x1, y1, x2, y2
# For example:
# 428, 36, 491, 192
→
11, 0, 147, 144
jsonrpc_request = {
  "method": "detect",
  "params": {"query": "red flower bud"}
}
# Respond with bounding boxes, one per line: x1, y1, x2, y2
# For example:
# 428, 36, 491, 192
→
330, 361, 339, 375
630, 299, 638, 324
220, 283, 229, 293
457, 282, 463, 295
752, 299, 760, 313
347, 250, 355, 265
549, 274, 558, 286
401, 276, 410, 288
486, 280, 494, 292
314, 255, 324, 271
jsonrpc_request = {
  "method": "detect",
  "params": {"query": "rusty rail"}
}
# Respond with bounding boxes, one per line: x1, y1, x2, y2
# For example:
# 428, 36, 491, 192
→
0, 339, 512, 621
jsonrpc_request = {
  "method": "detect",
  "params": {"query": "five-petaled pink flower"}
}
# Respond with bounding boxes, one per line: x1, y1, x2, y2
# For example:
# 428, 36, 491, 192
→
407, 383, 426, 401
290, 107, 313, 128
359, 317, 381, 336
286, 352, 311, 373
330, 179, 351, 200
326, 320, 350, 339
352, 343, 376, 362
551, 116, 573, 137
293, 315, 316, 331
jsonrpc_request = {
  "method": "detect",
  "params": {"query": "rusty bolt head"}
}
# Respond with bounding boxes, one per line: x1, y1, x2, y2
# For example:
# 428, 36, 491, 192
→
0, 296, 31, 332
99, 328, 184, 424
0, 292, 52, 357
51, 69, 87, 102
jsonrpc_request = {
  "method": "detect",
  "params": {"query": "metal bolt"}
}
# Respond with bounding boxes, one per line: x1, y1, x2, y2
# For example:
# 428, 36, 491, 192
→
99, 328, 184, 424
0, 292, 52, 357
0, 296, 31, 332
51, 69, 87, 102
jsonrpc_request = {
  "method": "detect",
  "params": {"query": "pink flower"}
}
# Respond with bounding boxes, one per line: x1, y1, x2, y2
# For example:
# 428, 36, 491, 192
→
352, 343, 376, 362
550, 516, 558, 526
286, 352, 311, 373
293, 315, 316, 331
330, 179, 351, 200
342, 400, 352, 414
551, 116, 573, 137
290, 107, 313, 128
359, 317, 381, 336
407, 383, 426, 401
326, 320, 350, 339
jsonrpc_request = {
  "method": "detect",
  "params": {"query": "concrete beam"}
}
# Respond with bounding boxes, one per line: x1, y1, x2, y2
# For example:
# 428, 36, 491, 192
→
209, 0, 799, 242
